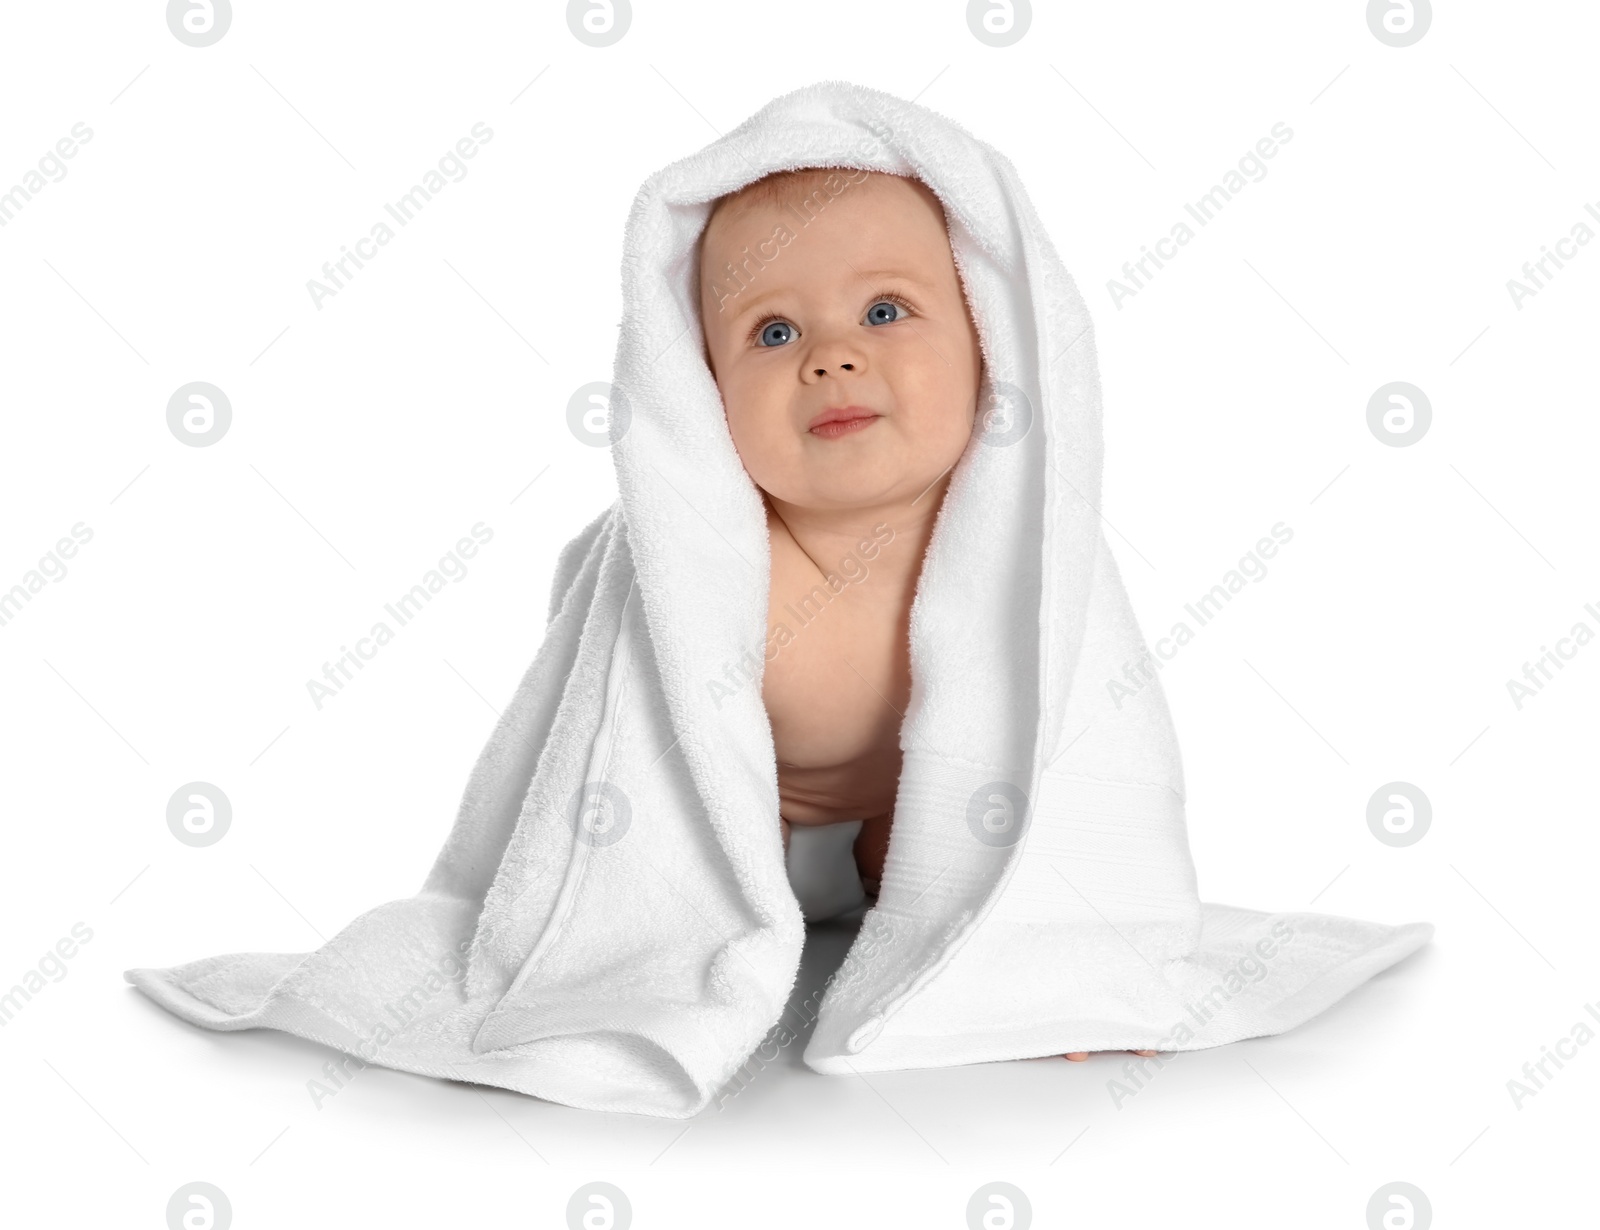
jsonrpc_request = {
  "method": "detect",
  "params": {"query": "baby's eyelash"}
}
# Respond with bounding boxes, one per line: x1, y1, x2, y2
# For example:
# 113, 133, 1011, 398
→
743, 289, 917, 345
869, 289, 916, 314
744, 309, 787, 345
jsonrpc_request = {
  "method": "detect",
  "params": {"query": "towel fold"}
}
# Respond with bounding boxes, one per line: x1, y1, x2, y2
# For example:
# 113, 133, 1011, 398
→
126, 80, 1432, 1118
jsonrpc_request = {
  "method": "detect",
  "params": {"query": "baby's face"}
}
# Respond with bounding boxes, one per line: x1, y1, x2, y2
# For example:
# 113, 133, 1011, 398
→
698, 171, 983, 514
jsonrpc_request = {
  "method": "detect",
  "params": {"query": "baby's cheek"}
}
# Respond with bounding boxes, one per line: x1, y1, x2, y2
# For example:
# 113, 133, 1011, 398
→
728, 412, 798, 483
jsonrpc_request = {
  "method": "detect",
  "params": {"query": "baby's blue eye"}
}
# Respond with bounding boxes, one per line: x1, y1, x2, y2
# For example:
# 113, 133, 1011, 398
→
865, 300, 903, 325
757, 320, 794, 347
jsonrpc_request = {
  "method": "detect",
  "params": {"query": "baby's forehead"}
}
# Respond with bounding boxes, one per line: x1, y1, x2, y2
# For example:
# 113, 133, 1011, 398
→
709, 167, 849, 219
701, 171, 833, 261
701, 168, 939, 249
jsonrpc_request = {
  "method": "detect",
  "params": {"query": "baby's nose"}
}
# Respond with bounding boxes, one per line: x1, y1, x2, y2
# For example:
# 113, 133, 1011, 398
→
811, 361, 856, 377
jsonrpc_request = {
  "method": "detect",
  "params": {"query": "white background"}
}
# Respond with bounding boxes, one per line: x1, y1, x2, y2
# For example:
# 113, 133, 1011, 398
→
1, 1, 1595, 1227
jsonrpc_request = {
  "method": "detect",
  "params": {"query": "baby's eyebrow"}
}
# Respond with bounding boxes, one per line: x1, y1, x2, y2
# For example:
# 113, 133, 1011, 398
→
723, 285, 785, 321
848, 267, 925, 285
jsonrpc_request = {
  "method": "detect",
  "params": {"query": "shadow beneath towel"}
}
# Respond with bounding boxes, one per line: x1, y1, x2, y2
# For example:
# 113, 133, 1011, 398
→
771, 911, 870, 1066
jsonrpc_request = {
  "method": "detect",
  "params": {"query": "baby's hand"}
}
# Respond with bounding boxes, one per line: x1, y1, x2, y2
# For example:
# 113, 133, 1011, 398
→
1062, 1050, 1160, 1061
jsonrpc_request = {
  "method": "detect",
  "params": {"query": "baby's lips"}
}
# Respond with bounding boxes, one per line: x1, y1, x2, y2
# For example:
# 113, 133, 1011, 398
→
806, 404, 881, 430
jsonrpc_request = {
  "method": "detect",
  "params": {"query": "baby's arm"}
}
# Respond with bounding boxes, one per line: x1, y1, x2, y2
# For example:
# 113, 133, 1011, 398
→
852, 812, 892, 898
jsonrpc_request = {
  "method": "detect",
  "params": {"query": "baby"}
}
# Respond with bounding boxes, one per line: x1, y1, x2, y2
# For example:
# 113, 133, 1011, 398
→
697, 167, 1154, 1065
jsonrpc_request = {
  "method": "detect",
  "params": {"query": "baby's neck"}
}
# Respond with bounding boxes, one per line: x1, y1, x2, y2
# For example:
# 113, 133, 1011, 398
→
764, 479, 950, 604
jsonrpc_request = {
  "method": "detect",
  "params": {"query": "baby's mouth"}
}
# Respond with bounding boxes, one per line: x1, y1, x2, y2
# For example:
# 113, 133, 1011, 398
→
807, 405, 881, 439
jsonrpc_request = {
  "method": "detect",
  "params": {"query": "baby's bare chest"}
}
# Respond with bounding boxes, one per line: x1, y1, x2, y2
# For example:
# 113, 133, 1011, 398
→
762, 533, 910, 826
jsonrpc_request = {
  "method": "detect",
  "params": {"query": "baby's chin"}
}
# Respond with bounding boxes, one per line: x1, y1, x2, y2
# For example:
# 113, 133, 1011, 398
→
762, 466, 928, 515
